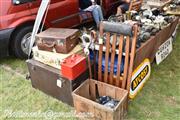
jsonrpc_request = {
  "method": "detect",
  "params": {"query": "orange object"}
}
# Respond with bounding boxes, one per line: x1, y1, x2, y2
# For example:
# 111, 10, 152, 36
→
61, 54, 87, 80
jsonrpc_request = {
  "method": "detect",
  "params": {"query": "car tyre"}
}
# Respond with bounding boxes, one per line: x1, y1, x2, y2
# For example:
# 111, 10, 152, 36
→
12, 25, 33, 59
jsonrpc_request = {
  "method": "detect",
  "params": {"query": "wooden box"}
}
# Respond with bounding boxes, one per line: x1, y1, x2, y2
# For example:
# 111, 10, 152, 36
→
26, 59, 89, 106
133, 18, 179, 69
72, 79, 128, 120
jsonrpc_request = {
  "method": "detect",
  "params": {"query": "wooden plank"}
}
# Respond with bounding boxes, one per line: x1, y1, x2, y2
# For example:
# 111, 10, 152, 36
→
88, 55, 92, 79
98, 45, 103, 82
77, 81, 91, 99
120, 104, 124, 120
93, 51, 97, 79
115, 87, 125, 101
73, 96, 91, 113
105, 85, 116, 98
129, 0, 142, 11
73, 97, 95, 120
126, 25, 138, 91
122, 36, 130, 89
89, 79, 96, 101
104, 32, 111, 83
97, 82, 106, 97
109, 34, 117, 85
98, 23, 104, 82
116, 35, 124, 87
114, 107, 120, 120
106, 112, 113, 120
94, 107, 107, 120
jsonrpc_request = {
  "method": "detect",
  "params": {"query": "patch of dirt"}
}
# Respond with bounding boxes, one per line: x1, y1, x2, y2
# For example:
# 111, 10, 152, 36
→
1, 65, 25, 78
165, 96, 178, 106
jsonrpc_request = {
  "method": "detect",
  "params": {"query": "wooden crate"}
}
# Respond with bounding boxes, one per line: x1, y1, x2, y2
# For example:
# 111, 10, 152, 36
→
133, 18, 179, 69
72, 79, 128, 120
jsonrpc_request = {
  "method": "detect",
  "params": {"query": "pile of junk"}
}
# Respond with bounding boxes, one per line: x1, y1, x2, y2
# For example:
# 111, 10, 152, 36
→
26, 1, 179, 120
163, 0, 180, 15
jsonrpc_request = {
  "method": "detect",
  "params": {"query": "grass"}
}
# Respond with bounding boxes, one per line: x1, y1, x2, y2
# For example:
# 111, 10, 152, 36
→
127, 28, 180, 120
0, 57, 76, 120
0, 29, 180, 120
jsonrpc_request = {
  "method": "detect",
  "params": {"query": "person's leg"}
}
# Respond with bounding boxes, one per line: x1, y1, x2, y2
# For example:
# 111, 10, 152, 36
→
116, 3, 130, 16
92, 8, 100, 27
121, 3, 130, 13
116, 6, 122, 16
96, 5, 104, 21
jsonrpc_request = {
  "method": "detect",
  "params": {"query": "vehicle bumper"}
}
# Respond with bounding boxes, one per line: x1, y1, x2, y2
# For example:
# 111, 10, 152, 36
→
0, 28, 14, 58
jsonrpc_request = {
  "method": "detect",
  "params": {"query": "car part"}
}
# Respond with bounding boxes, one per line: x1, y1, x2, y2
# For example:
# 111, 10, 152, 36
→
12, 25, 33, 58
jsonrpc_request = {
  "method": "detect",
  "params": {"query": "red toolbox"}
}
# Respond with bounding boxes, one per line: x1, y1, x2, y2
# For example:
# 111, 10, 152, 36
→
61, 54, 87, 80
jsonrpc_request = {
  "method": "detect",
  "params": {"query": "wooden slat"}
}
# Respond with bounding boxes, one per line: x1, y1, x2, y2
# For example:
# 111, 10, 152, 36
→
88, 55, 92, 79
89, 79, 96, 101
97, 82, 105, 96
103, 32, 111, 83
122, 36, 130, 89
94, 107, 107, 120
98, 23, 104, 82
98, 46, 103, 81
93, 51, 97, 79
129, 0, 142, 11
109, 34, 117, 85
116, 35, 124, 87
105, 85, 116, 98
126, 25, 138, 91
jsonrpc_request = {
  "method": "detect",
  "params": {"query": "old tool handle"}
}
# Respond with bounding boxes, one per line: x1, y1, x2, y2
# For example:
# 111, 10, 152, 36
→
90, 30, 97, 42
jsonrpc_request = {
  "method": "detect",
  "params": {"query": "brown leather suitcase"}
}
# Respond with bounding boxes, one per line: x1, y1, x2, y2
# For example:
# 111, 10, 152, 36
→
26, 59, 89, 106
36, 28, 80, 54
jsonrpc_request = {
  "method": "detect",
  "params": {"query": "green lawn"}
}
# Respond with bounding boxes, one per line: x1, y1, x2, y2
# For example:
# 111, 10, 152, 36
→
0, 29, 180, 120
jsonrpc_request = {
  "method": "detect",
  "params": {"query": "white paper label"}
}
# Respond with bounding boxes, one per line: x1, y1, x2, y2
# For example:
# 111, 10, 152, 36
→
156, 38, 173, 65
57, 79, 62, 88
99, 38, 103, 44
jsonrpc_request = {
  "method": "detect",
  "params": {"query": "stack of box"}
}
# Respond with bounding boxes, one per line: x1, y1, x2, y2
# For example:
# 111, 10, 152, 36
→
27, 28, 88, 106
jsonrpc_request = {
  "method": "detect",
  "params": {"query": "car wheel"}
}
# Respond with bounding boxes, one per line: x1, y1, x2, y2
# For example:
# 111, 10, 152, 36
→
12, 25, 33, 59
